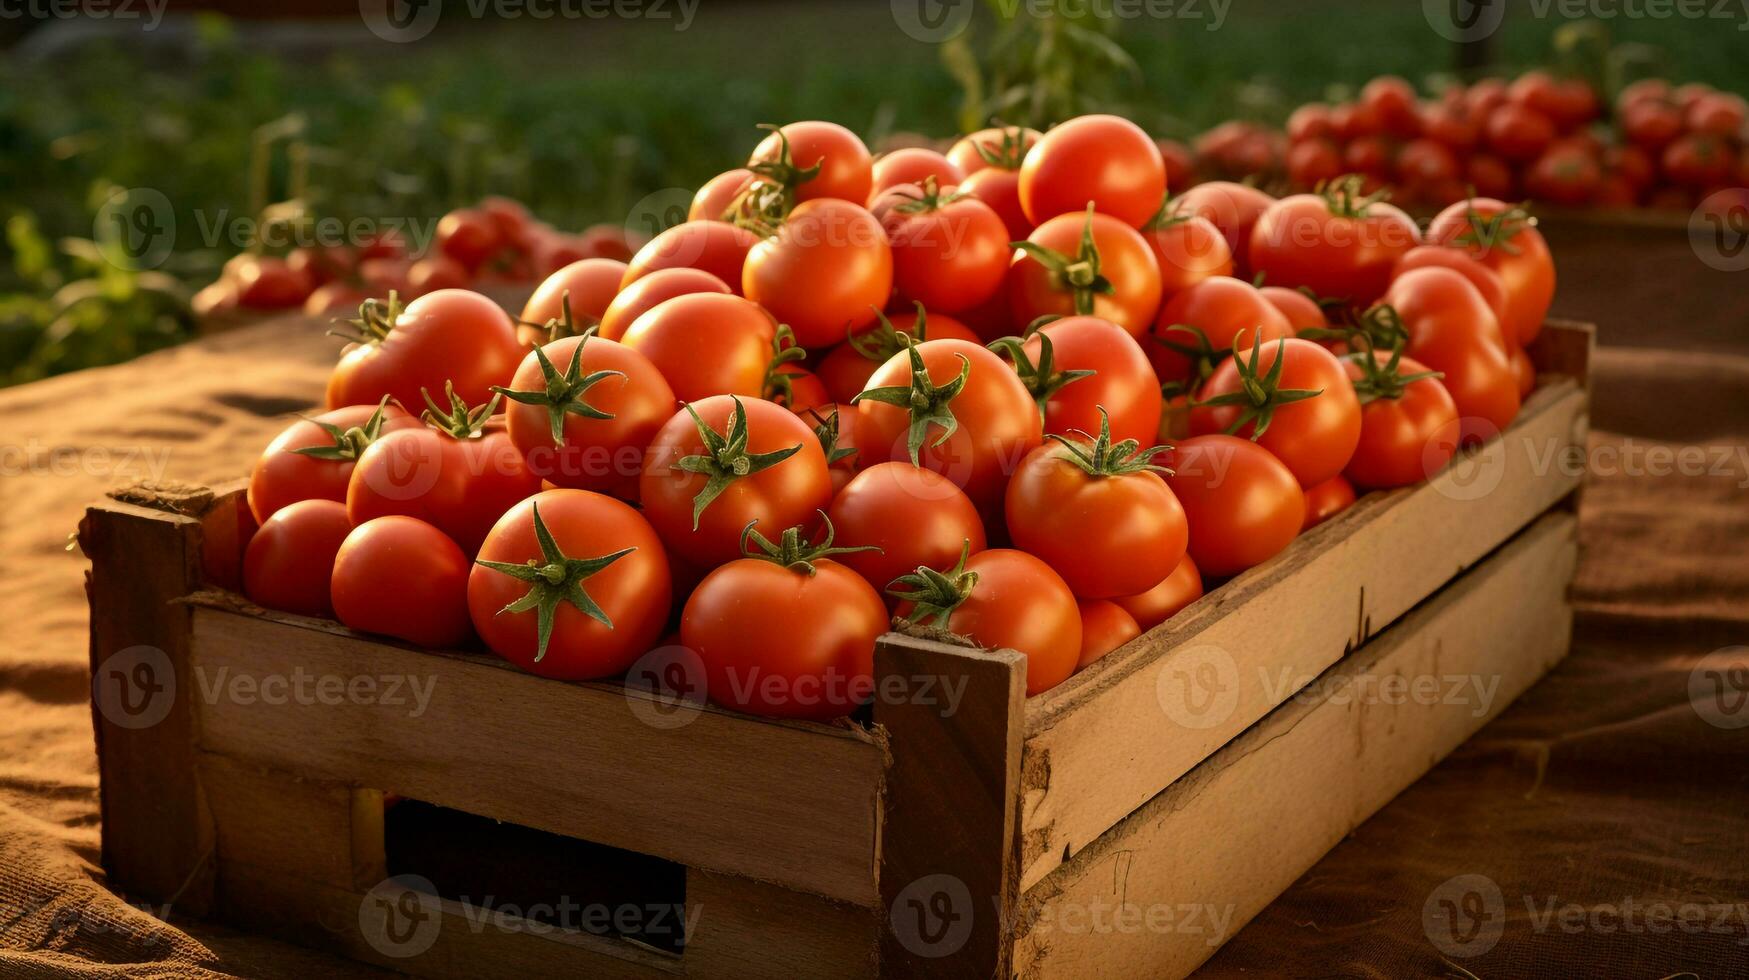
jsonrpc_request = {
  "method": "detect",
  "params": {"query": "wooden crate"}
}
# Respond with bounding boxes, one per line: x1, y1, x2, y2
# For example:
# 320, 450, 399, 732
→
83, 322, 1591, 979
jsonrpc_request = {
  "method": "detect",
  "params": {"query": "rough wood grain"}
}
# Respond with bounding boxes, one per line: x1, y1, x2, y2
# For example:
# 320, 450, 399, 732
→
200, 753, 364, 892
1011, 512, 1578, 979
686, 869, 880, 979
874, 635, 1026, 978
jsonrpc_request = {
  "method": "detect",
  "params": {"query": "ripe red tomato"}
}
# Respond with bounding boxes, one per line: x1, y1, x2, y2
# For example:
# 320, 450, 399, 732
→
406, 255, 471, 296
437, 208, 503, 271
248, 401, 418, 524
1510, 344, 1537, 399
1008, 207, 1163, 337
1156, 138, 1196, 189
1162, 435, 1305, 578
743, 198, 894, 349
1342, 136, 1397, 182
286, 245, 352, 288
870, 148, 965, 199
243, 498, 352, 618
1191, 336, 1362, 488
1287, 103, 1337, 142
749, 121, 873, 205
1392, 245, 1509, 328
640, 396, 832, 567
682, 525, 887, 720
1148, 276, 1293, 384
1019, 114, 1166, 228
326, 289, 524, 411
691, 168, 757, 222
1465, 154, 1518, 200
479, 196, 532, 243
1525, 144, 1603, 206
1421, 103, 1479, 151
855, 338, 1042, 511
1397, 139, 1462, 195
1260, 285, 1327, 334
1361, 75, 1421, 137
1686, 92, 1747, 139
997, 315, 1162, 447
470, 490, 671, 679
1661, 133, 1738, 187
1111, 553, 1202, 629
1384, 267, 1520, 441
622, 221, 759, 295
826, 461, 987, 595
519, 258, 628, 345
959, 166, 1033, 240
1621, 99, 1684, 150
881, 183, 1010, 314
947, 125, 1041, 176
1076, 600, 1141, 670
621, 293, 776, 403
348, 390, 541, 555
1341, 348, 1461, 489
891, 547, 1081, 696
1004, 417, 1188, 598
598, 267, 731, 341
332, 516, 473, 648
232, 256, 312, 309
1485, 103, 1556, 162
1143, 212, 1234, 298
1248, 180, 1421, 309
816, 307, 980, 404
1300, 474, 1356, 530
1286, 138, 1344, 189
499, 334, 676, 499
1426, 198, 1555, 347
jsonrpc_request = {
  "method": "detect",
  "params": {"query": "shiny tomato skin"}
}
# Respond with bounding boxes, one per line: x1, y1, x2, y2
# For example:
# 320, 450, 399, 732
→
331, 516, 473, 648
750, 121, 873, 204
1004, 443, 1188, 599
1485, 103, 1556, 162
1008, 210, 1162, 337
622, 221, 759, 295
640, 396, 833, 568
816, 310, 980, 404
621, 293, 776, 403
1148, 276, 1294, 383
683, 558, 886, 719
948, 126, 1043, 176
406, 255, 471, 297
347, 422, 541, 556
857, 339, 1043, 512
882, 191, 1010, 314
870, 148, 966, 199
1340, 352, 1461, 489
1260, 285, 1327, 334
437, 208, 503, 270
1248, 194, 1422, 309
248, 403, 418, 525
743, 199, 894, 350
326, 289, 524, 411
1190, 337, 1362, 488
599, 267, 731, 341
1111, 553, 1203, 629
242, 499, 353, 618
469, 490, 671, 679
1391, 245, 1509, 328
1384, 267, 1520, 441
1019, 115, 1167, 228
1076, 600, 1141, 670
1021, 316, 1162, 447
691, 168, 756, 222
1145, 214, 1234, 298
896, 549, 1081, 696
233, 256, 312, 309
826, 461, 987, 596
1300, 474, 1357, 530
959, 167, 1033, 240
1172, 181, 1276, 278
520, 258, 628, 342
1162, 435, 1305, 578
1510, 344, 1537, 399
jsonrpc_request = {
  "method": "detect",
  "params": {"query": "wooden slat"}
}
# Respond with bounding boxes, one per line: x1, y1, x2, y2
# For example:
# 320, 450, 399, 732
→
1017, 361, 1587, 890
1011, 512, 1578, 979
201, 753, 365, 891
685, 869, 879, 979
187, 607, 886, 908
874, 635, 1026, 978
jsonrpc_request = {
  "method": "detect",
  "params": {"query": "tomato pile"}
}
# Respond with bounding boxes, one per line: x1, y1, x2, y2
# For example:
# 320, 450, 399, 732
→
1181, 72, 1748, 211
238, 114, 1555, 720
192, 196, 642, 320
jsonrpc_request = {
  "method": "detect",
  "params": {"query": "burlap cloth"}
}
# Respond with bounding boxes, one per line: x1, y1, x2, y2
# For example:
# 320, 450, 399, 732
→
2, 247, 1745, 975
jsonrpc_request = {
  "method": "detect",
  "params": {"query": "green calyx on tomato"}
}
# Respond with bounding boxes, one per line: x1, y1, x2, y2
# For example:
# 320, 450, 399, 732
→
1152, 324, 1223, 400
1342, 342, 1445, 406
851, 340, 972, 465
675, 396, 803, 529
888, 539, 980, 626
288, 395, 398, 461
419, 381, 503, 440
1142, 196, 1192, 232
738, 513, 877, 576
1045, 407, 1172, 478
888, 176, 970, 215
1446, 198, 1534, 257
987, 331, 1095, 423
971, 121, 1030, 170
762, 325, 810, 405
1316, 174, 1392, 219
848, 303, 934, 365
1193, 337, 1325, 439
733, 124, 817, 234
475, 501, 634, 663
801, 406, 859, 467
519, 291, 598, 345
491, 338, 626, 443
1012, 204, 1116, 316
329, 292, 403, 346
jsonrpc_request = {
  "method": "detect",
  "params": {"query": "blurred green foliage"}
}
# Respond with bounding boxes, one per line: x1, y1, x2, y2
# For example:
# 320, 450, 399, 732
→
1, 2, 1745, 386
